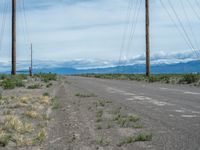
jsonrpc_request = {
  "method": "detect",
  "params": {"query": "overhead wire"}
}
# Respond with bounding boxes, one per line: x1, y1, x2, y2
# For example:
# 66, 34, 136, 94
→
125, 0, 142, 59
118, 0, 134, 69
22, 0, 31, 44
180, 0, 199, 53
0, 0, 9, 52
186, 0, 200, 22
166, 0, 200, 58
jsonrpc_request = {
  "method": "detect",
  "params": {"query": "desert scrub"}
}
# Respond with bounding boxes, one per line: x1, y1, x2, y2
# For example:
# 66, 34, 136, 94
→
33, 129, 46, 144
40, 96, 50, 105
96, 136, 110, 146
0, 97, 9, 105
95, 110, 103, 123
113, 113, 140, 128
27, 84, 41, 89
46, 83, 53, 88
95, 99, 112, 107
50, 97, 59, 109
43, 92, 50, 97
14, 134, 33, 146
117, 133, 152, 147
25, 111, 39, 119
20, 96, 30, 104
3, 115, 33, 134
80, 74, 200, 85
179, 74, 199, 84
0, 129, 10, 147
34, 73, 57, 83
96, 110, 103, 118
0, 75, 25, 89
75, 93, 96, 98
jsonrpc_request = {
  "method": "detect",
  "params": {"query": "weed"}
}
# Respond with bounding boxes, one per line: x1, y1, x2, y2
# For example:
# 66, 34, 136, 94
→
96, 136, 110, 146
106, 122, 113, 129
50, 97, 59, 109
80, 74, 200, 85
134, 133, 152, 141
40, 96, 50, 105
96, 118, 103, 123
0, 76, 25, 89
25, 111, 39, 119
42, 114, 51, 121
75, 93, 96, 98
20, 96, 29, 104
0, 129, 10, 147
14, 134, 33, 146
34, 73, 57, 83
179, 74, 199, 84
27, 84, 41, 89
96, 100, 112, 107
96, 124, 102, 130
43, 92, 49, 97
0, 98, 9, 105
117, 133, 152, 147
3, 110, 11, 115
96, 110, 103, 118
33, 130, 46, 144
4, 115, 33, 133
46, 83, 53, 88
113, 114, 140, 128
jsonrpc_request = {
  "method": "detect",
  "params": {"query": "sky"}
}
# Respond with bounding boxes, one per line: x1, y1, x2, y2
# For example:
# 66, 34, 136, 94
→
0, 0, 200, 70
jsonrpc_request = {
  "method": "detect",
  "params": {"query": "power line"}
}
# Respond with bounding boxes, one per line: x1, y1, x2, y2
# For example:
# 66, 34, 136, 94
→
22, 0, 31, 44
125, 0, 142, 59
180, 0, 199, 52
186, 0, 200, 22
164, 0, 200, 58
0, 0, 9, 51
118, 0, 134, 68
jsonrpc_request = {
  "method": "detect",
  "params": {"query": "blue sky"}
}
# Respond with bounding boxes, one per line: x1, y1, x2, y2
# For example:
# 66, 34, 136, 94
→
0, 0, 200, 70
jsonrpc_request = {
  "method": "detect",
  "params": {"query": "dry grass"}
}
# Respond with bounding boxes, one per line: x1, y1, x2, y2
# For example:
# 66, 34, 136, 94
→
20, 96, 30, 104
4, 115, 33, 133
25, 111, 39, 119
14, 134, 33, 146
40, 96, 50, 105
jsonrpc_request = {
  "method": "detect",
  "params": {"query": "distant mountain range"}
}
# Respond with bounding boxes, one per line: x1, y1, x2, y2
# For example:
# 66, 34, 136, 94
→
1, 51, 199, 74
29, 60, 200, 74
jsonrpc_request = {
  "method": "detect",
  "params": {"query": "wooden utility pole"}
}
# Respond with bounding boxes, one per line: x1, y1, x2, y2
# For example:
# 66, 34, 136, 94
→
145, 0, 150, 77
12, 0, 16, 75
29, 43, 33, 76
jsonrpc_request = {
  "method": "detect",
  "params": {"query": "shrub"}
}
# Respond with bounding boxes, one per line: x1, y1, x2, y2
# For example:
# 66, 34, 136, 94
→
179, 74, 199, 84
43, 92, 49, 97
27, 84, 41, 89
0, 76, 25, 89
34, 73, 57, 83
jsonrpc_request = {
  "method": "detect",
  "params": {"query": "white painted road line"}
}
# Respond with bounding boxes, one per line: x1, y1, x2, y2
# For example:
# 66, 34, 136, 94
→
160, 87, 200, 95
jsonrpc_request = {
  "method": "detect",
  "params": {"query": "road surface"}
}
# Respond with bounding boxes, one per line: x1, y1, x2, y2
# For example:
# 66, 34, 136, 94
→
66, 76, 200, 150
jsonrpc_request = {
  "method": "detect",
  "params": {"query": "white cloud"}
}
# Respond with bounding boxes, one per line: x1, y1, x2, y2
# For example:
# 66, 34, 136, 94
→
0, 0, 200, 67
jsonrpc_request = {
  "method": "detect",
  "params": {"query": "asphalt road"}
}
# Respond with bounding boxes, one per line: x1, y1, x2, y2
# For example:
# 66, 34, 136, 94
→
67, 76, 200, 150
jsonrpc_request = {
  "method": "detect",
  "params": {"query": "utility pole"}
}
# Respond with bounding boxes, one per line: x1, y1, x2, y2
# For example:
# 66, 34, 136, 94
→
145, 0, 150, 77
29, 43, 33, 76
12, 0, 16, 75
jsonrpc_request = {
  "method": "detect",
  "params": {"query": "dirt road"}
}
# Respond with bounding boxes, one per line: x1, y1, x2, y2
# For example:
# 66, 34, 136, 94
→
44, 76, 200, 150
1, 75, 200, 150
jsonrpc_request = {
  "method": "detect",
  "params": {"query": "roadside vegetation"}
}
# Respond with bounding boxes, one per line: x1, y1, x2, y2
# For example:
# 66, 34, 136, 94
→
0, 95, 52, 147
87, 96, 152, 147
0, 73, 58, 149
80, 74, 200, 86
117, 133, 152, 147
0, 73, 56, 90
